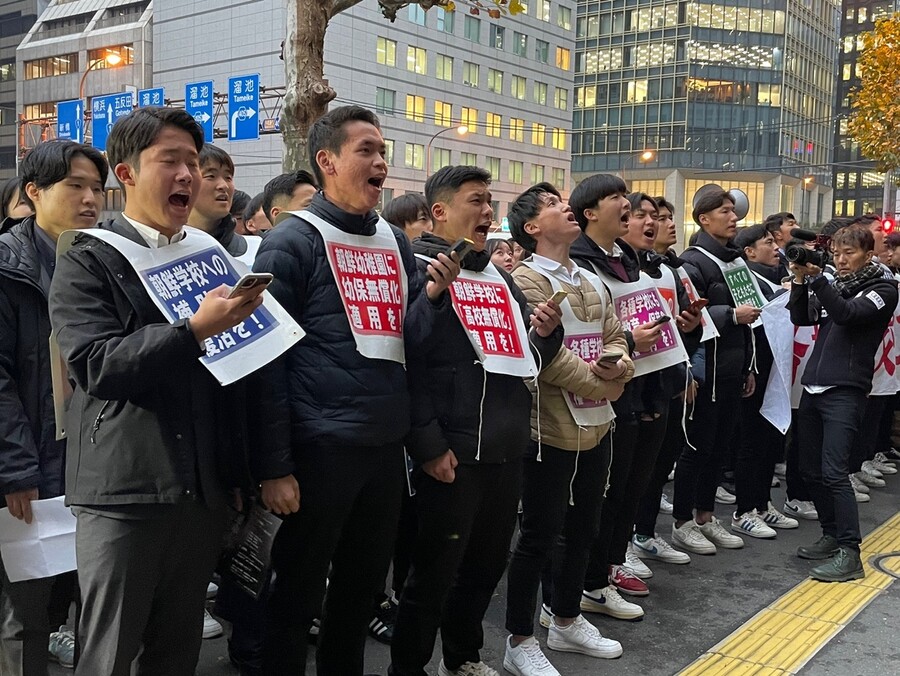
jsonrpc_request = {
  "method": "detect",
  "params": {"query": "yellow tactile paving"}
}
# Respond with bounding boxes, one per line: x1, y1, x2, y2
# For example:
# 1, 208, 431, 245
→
678, 511, 900, 675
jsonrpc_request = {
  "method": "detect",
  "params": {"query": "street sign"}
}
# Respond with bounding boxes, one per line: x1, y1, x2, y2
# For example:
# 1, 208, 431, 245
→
228, 74, 259, 142
56, 100, 84, 143
90, 92, 134, 152
138, 87, 165, 108
186, 80, 214, 142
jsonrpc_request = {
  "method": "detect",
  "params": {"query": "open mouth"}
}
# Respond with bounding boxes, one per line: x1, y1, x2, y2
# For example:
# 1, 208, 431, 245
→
643, 228, 656, 239
169, 193, 190, 208
367, 176, 385, 189
567, 213, 578, 224
474, 224, 490, 237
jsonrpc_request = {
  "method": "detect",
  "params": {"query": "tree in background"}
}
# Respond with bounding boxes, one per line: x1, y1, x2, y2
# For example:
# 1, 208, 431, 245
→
283, 1, 522, 171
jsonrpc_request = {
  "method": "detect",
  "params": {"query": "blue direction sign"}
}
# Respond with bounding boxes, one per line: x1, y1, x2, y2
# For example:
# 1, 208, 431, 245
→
91, 92, 134, 152
186, 80, 214, 142
228, 74, 259, 142
56, 99, 84, 143
138, 87, 165, 108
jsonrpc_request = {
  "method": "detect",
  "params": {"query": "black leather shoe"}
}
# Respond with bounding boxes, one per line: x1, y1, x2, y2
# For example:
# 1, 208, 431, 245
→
810, 546, 864, 582
797, 535, 839, 560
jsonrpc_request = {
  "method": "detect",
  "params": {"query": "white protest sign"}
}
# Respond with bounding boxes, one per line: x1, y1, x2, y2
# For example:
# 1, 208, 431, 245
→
0, 497, 76, 582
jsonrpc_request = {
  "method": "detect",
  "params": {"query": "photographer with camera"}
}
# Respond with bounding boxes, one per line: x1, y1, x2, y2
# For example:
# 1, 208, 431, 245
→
788, 224, 898, 582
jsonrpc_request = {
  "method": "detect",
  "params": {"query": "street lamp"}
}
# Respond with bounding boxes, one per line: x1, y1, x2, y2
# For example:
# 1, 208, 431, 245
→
79, 52, 123, 102
426, 125, 468, 177
802, 175, 814, 226
620, 149, 656, 185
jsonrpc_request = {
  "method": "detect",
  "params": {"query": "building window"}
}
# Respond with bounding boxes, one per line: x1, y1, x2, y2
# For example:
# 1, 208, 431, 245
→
535, 39, 549, 63
24, 53, 78, 79
432, 148, 451, 173
98, 2, 150, 28
555, 47, 571, 70
486, 156, 501, 180
509, 118, 524, 142
0, 61, 14, 82
405, 95, 425, 122
531, 123, 547, 146
436, 54, 453, 81
557, 5, 572, 30
375, 88, 395, 115
513, 32, 528, 57
554, 87, 569, 110
552, 167, 566, 189
551, 128, 566, 150
486, 112, 501, 137
434, 101, 452, 127
508, 160, 524, 185
406, 46, 426, 74
405, 143, 424, 169
377, 188, 394, 213
408, 4, 426, 25
87, 45, 134, 67
436, 8, 454, 33
384, 139, 394, 165
461, 107, 478, 132
534, 81, 548, 105
464, 15, 480, 42
463, 62, 479, 87
531, 164, 545, 184
461, 152, 477, 165
540, 1, 551, 22
376, 37, 396, 66
23, 102, 56, 120
490, 24, 505, 49
511, 75, 527, 100
488, 69, 503, 94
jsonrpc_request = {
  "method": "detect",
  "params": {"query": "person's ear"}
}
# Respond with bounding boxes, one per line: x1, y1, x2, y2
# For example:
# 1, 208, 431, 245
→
23, 182, 40, 207
316, 149, 335, 178
524, 220, 540, 238
431, 201, 447, 224
114, 162, 137, 188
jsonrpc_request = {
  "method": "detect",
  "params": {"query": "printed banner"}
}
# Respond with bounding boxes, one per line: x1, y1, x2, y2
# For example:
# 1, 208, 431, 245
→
692, 247, 766, 328
675, 266, 718, 342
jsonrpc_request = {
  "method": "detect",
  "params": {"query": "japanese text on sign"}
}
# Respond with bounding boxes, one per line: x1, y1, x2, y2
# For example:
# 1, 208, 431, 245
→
139, 90, 164, 107
142, 247, 277, 362
564, 333, 605, 408
724, 268, 764, 308
327, 242, 405, 336
615, 289, 678, 357
451, 279, 524, 357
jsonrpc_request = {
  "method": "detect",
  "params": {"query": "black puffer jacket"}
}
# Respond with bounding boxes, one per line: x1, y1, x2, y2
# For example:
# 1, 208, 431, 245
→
209, 215, 249, 257
0, 219, 65, 505
250, 193, 441, 480
406, 232, 562, 465
680, 231, 752, 389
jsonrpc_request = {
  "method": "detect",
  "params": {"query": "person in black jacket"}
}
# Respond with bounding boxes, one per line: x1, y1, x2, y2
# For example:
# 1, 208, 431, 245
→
0, 140, 106, 676
789, 224, 899, 581
49, 108, 265, 676
250, 107, 459, 676
673, 189, 760, 554
389, 166, 561, 676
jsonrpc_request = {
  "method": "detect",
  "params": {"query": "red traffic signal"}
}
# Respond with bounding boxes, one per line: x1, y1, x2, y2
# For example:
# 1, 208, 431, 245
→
883, 216, 896, 234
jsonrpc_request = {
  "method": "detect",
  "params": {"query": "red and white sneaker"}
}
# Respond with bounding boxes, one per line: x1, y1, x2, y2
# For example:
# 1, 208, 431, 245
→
608, 564, 649, 597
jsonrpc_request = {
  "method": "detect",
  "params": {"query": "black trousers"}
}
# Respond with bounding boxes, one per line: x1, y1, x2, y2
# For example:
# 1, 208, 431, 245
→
673, 383, 741, 523
635, 397, 685, 537
390, 460, 521, 676
584, 411, 668, 590
505, 439, 610, 636
798, 388, 866, 549
736, 373, 783, 515
263, 443, 404, 676
785, 410, 813, 502
850, 396, 887, 472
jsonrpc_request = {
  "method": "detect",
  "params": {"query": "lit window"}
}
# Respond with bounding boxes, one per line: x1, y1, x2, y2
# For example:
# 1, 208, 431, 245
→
531, 123, 547, 146
486, 112, 501, 137
87, 45, 133, 67
376, 37, 396, 66
556, 47, 571, 70
486, 156, 501, 179
461, 152, 477, 165
552, 167, 566, 189
406, 46, 426, 74
384, 139, 394, 165
24, 53, 79, 79
405, 95, 425, 122
551, 128, 566, 150
461, 107, 478, 132
490, 24, 505, 49
434, 101, 452, 127
513, 32, 528, 57
432, 148, 451, 173
540, 1, 551, 22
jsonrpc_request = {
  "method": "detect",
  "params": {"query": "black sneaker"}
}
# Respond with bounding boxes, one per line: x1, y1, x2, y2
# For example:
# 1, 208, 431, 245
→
797, 535, 840, 560
810, 546, 864, 582
368, 598, 397, 645
884, 447, 900, 463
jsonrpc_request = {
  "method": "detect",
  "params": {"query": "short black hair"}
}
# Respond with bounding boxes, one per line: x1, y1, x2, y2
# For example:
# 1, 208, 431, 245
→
262, 170, 317, 221
199, 144, 235, 174
507, 182, 561, 254
231, 189, 250, 217
107, 107, 203, 189
19, 140, 108, 210
1, 176, 21, 220
692, 189, 733, 226
569, 173, 627, 230
653, 196, 674, 214
627, 192, 658, 212
820, 217, 852, 237
308, 105, 381, 186
382, 192, 429, 230
885, 232, 900, 249
734, 223, 770, 251
243, 192, 266, 224
425, 165, 491, 208
832, 223, 875, 252
763, 212, 795, 235
849, 213, 878, 227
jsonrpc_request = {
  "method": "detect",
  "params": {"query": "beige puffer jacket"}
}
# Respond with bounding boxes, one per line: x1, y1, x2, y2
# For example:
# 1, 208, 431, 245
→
512, 263, 634, 451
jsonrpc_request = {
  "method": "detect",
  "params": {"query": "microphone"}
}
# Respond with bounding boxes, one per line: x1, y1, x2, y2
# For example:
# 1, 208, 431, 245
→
790, 227, 817, 242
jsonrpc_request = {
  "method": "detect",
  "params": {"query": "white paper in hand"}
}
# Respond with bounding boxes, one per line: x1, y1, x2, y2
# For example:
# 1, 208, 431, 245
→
0, 496, 77, 582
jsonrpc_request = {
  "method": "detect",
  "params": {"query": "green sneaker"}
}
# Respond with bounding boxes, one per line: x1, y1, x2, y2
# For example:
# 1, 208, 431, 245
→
797, 535, 839, 560
810, 546, 864, 582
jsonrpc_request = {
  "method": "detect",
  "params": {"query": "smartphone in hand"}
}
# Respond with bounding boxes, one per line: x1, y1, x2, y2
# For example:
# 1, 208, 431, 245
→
596, 350, 623, 364
227, 273, 273, 299
547, 290, 568, 305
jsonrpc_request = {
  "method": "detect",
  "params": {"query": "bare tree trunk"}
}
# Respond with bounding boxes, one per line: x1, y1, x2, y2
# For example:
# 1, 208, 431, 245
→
282, 1, 337, 172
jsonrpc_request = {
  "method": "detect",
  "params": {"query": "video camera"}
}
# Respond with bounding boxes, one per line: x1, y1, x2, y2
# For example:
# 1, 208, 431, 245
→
785, 228, 831, 268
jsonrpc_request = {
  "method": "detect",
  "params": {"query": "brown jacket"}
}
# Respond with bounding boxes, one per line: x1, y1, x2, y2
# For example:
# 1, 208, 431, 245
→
512, 262, 634, 451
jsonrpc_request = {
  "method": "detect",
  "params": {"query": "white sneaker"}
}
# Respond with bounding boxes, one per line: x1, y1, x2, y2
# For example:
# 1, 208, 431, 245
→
622, 544, 653, 579
861, 460, 884, 479
855, 470, 885, 488
849, 473, 870, 493
632, 533, 691, 564
699, 516, 745, 549
731, 510, 777, 539
874, 451, 897, 467
206, 581, 218, 599
539, 603, 553, 629
855, 489, 871, 503
783, 499, 818, 520
438, 659, 499, 676
774, 462, 787, 478
580, 585, 644, 621
202, 609, 223, 639
547, 615, 623, 659
762, 502, 799, 529
871, 454, 897, 474
659, 493, 674, 514
672, 520, 716, 555
715, 486, 736, 504
503, 636, 559, 676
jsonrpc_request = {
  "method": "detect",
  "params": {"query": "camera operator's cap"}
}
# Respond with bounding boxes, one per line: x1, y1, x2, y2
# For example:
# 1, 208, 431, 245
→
691, 184, 750, 221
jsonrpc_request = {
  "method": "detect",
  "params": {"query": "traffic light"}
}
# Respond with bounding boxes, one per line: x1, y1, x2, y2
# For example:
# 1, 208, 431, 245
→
883, 216, 896, 234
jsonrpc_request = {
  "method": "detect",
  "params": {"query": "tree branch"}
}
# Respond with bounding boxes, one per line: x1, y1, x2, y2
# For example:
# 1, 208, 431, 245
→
330, 0, 364, 18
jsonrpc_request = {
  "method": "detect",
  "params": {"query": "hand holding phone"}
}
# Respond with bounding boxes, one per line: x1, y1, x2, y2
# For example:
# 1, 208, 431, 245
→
448, 238, 475, 261
596, 350, 623, 364
651, 315, 672, 327
227, 273, 273, 299
547, 290, 568, 305
687, 298, 708, 313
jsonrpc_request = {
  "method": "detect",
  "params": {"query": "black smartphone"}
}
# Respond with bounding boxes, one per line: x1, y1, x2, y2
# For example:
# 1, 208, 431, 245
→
651, 315, 672, 327
448, 237, 475, 260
